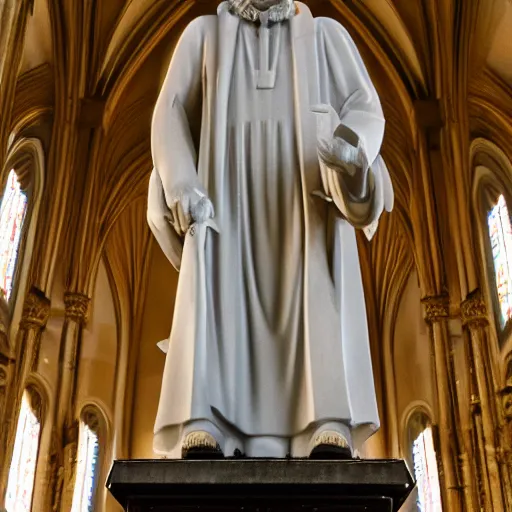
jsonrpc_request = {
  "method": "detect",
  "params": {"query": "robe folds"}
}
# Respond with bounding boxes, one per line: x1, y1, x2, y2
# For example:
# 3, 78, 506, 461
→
148, 1, 393, 458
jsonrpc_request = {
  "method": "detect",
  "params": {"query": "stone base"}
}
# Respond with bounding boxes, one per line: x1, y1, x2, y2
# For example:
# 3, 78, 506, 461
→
107, 459, 414, 512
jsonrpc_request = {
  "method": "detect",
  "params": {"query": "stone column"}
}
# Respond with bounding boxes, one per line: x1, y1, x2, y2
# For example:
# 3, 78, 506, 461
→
0, 287, 50, 507
0, 292, 12, 452
499, 382, 512, 510
461, 291, 505, 511
48, 292, 90, 512
421, 294, 463, 512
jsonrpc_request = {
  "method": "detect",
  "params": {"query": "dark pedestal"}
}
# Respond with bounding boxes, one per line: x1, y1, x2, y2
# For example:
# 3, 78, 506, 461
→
107, 459, 414, 512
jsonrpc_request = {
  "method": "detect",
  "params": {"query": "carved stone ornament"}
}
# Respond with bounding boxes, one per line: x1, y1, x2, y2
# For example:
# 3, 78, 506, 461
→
500, 385, 512, 422
422, 295, 450, 323
461, 290, 489, 328
63, 418, 79, 446
82, 408, 100, 433
20, 287, 51, 330
64, 292, 91, 324
26, 384, 44, 421
0, 365, 7, 388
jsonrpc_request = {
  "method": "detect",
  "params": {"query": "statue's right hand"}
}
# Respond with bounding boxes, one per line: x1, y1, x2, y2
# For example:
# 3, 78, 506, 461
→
168, 185, 214, 237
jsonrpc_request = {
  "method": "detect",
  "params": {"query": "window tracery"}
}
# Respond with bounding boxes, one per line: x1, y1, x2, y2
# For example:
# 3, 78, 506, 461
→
487, 194, 512, 327
5, 389, 42, 512
71, 410, 101, 512
0, 169, 28, 300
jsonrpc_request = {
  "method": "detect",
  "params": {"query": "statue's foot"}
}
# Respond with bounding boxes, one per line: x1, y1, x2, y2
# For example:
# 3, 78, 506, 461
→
182, 431, 224, 459
309, 430, 353, 460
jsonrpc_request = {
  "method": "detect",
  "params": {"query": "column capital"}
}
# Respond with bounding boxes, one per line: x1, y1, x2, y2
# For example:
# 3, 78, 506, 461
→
64, 292, 90, 324
422, 294, 450, 323
461, 290, 488, 328
20, 287, 51, 330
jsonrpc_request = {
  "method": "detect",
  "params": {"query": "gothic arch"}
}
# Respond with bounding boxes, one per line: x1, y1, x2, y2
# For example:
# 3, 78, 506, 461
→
74, 400, 111, 512
400, 401, 435, 461
1, 137, 45, 341
471, 138, 512, 355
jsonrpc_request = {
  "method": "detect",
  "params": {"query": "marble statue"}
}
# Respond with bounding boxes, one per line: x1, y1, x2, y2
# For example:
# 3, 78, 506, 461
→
148, 0, 393, 460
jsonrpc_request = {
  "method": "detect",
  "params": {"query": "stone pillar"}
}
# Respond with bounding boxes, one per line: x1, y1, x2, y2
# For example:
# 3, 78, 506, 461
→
499, 382, 512, 510
461, 291, 506, 511
421, 294, 463, 512
0, 287, 50, 507
48, 292, 90, 512
0, 292, 12, 451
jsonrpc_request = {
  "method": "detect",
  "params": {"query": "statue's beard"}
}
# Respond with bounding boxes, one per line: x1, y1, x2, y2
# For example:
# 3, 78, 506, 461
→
250, 0, 282, 9
229, 0, 296, 22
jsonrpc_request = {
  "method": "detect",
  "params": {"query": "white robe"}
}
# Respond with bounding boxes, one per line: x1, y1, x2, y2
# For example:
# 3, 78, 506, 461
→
148, 1, 393, 458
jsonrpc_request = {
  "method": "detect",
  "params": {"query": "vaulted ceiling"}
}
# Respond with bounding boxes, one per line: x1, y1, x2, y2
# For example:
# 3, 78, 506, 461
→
6, 0, 512, 302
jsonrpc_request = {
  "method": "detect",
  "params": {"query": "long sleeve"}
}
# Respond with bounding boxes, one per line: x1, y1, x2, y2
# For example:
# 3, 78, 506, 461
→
315, 17, 393, 231
148, 17, 207, 269
151, 17, 205, 202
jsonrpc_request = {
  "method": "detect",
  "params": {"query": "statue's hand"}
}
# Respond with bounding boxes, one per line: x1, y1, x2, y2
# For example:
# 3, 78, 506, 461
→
311, 104, 368, 176
168, 185, 214, 237
311, 104, 370, 201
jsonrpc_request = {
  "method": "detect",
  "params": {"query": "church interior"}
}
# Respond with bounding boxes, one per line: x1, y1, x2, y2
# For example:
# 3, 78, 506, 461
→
0, 0, 511, 510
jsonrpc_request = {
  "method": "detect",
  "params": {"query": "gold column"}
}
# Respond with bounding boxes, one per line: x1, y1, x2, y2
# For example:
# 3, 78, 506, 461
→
48, 292, 90, 512
0, 287, 50, 507
422, 294, 463, 512
461, 291, 506, 511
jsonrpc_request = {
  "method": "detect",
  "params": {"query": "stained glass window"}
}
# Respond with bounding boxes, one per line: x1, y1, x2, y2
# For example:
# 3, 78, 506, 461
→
5, 392, 41, 512
413, 427, 442, 512
0, 169, 28, 300
71, 422, 100, 512
488, 195, 512, 326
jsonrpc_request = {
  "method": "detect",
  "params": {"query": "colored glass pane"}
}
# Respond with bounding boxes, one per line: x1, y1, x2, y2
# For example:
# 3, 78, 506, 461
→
488, 195, 512, 326
5, 393, 41, 512
0, 169, 28, 299
413, 427, 442, 512
71, 423, 100, 512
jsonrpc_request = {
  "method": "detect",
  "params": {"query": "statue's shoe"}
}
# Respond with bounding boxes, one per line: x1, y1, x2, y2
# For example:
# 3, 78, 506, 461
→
181, 431, 224, 459
309, 430, 353, 460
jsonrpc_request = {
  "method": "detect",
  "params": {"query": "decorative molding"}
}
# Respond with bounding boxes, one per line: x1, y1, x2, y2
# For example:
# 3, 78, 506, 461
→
63, 418, 79, 447
26, 384, 44, 422
64, 292, 91, 324
20, 286, 50, 330
500, 385, 512, 422
82, 408, 100, 433
461, 290, 489, 328
0, 365, 7, 390
422, 294, 450, 323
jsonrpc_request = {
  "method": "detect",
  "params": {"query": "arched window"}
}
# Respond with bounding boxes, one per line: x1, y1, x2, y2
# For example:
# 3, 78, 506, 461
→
72, 409, 102, 512
406, 412, 443, 512
487, 194, 512, 327
0, 169, 29, 300
471, 140, 512, 342
5, 388, 42, 512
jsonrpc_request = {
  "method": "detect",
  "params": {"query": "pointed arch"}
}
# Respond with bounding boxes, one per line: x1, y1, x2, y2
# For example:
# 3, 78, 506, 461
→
1, 137, 45, 341
72, 401, 111, 512
471, 139, 512, 350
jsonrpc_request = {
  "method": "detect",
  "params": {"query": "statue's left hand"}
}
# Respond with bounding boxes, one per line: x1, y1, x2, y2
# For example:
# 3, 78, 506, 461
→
311, 104, 369, 201
311, 104, 368, 175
